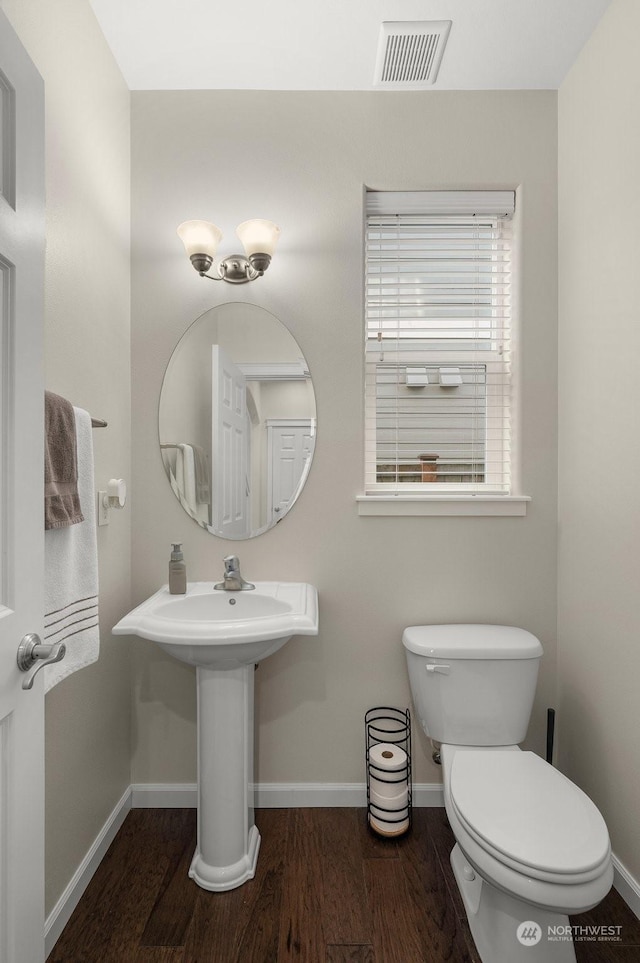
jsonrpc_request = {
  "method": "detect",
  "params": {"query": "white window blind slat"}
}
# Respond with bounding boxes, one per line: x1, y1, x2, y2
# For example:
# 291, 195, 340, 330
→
364, 192, 514, 495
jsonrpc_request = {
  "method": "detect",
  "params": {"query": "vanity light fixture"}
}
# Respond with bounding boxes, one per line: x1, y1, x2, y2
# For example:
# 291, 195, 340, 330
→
177, 218, 280, 284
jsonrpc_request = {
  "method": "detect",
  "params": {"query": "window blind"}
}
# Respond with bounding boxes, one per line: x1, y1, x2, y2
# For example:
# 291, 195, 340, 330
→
364, 191, 514, 494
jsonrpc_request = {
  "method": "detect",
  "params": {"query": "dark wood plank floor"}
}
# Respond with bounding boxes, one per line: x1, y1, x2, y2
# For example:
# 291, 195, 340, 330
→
47, 808, 640, 962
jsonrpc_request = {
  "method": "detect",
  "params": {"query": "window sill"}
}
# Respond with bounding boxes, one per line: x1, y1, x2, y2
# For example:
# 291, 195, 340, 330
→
356, 495, 530, 517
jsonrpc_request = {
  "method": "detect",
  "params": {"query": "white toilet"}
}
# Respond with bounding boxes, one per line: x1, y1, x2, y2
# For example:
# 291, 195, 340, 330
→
403, 624, 613, 963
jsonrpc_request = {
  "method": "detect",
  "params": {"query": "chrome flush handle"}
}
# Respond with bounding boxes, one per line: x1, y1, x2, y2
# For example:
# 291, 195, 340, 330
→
17, 633, 66, 690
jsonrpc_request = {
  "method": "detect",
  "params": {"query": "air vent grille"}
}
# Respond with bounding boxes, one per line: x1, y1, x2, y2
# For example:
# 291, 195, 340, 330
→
374, 21, 451, 88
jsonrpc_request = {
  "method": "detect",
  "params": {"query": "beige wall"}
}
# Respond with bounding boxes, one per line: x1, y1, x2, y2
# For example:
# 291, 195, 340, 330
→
131, 91, 558, 787
558, 0, 640, 882
1, 0, 132, 914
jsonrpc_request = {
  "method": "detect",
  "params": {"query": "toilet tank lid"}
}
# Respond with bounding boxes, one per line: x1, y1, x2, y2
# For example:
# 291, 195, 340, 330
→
402, 624, 543, 659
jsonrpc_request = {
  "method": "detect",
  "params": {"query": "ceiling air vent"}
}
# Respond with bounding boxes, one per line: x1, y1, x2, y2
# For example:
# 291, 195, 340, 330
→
374, 21, 452, 88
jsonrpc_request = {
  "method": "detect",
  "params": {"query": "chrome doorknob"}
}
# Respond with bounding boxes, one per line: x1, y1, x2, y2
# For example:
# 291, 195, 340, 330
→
17, 633, 66, 690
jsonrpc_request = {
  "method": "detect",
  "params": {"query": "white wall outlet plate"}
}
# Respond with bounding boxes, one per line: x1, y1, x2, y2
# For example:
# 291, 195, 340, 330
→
97, 491, 109, 526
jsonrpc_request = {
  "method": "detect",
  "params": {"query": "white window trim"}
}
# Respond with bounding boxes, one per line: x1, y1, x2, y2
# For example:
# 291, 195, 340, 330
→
359, 189, 529, 517
356, 495, 530, 517
366, 190, 516, 216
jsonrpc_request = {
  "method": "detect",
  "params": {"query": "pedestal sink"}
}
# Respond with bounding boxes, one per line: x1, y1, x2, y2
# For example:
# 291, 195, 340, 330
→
113, 581, 318, 891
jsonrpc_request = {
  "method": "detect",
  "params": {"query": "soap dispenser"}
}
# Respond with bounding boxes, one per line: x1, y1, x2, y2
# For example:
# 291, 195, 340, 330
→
169, 543, 187, 594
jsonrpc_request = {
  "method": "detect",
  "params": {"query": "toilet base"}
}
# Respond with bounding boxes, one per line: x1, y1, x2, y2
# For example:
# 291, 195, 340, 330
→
451, 843, 577, 963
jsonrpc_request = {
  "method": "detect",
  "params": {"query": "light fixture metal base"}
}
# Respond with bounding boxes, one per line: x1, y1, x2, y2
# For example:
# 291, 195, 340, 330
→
189, 252, 272, 284
190, 253, 214, 275
218, 255, 259, 284
248, 252, 272, 275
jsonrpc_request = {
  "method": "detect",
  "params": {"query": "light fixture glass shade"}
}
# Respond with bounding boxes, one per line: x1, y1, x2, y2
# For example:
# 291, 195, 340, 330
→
236, 219, 281, 257
177, 220, 223, 258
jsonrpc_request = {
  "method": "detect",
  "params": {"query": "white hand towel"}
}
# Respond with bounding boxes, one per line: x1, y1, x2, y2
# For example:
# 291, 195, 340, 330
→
44, 406, 99, 691
177, 443, 197, 513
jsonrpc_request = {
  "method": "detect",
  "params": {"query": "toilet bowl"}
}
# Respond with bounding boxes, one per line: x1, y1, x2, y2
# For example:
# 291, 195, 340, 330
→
402, 624, 613, 963
444, 747, 611, 905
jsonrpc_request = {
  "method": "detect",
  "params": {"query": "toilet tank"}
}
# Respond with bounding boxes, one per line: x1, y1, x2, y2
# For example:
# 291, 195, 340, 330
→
402, 624, 543, 746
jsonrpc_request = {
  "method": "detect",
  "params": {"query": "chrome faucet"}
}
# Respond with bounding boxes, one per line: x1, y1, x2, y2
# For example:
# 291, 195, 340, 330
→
214, 555, 255, 592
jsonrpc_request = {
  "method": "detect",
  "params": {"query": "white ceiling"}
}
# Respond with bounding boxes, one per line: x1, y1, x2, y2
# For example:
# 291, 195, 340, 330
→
90, 0, 612, 91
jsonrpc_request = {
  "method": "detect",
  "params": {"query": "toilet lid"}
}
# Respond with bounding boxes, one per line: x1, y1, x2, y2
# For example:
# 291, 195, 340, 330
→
450, 751, 610, 875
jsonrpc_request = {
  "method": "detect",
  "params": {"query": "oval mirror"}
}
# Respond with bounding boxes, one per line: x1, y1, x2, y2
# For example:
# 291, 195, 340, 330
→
159, 302, 316, 539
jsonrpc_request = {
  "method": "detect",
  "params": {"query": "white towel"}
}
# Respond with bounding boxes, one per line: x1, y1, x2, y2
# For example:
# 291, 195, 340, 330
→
176, 444, 197, 513
44, 406, 99, 691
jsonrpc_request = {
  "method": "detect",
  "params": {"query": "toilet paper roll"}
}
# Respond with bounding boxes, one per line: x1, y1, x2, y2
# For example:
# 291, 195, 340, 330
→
368, 808, 410, 838
368, 742, 407, 772
368, 774, 410, 838
369, 784, 408, 813
368, 742, 408, 798
370, 770, 407, 798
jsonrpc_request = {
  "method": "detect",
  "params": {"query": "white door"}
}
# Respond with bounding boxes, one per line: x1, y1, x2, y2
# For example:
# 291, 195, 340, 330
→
267, 420, 314, 524
211, 345, 250, 537
0, 10, 45, 963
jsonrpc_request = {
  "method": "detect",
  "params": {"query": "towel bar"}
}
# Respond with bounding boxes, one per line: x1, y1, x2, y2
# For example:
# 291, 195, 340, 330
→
91, 418, 107, 428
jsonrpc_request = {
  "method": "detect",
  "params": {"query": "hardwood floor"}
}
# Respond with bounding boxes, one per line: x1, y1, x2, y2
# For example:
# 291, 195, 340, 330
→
47, 808, 640, 963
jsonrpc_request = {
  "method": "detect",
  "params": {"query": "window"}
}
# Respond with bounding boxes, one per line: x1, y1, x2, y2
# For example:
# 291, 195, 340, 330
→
362, 191, 525, 514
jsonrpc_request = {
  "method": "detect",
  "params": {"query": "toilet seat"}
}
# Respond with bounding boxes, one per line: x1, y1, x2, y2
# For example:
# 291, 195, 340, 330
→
449, 750, 611, 883
441, 746, 614, 914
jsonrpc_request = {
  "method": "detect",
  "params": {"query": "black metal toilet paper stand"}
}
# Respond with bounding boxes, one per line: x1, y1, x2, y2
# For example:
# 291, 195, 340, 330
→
365, 706, 412, 837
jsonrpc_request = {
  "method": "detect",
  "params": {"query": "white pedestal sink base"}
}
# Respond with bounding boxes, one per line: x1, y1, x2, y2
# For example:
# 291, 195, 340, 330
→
191, 663, 260, 892
189, 825, 261, 891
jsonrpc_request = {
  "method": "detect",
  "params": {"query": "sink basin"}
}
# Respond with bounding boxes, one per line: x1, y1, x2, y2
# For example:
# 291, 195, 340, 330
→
112, 580, 318, 666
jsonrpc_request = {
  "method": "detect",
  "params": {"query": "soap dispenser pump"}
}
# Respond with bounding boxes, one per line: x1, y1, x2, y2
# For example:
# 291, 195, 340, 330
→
169, 543, 187, 595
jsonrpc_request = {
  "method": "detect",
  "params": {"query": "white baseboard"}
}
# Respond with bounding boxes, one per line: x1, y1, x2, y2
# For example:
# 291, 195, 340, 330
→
131, 782, 197, 808
256, 782, 444, 807
612, 853, 640, 921
45, 781, 640, 959
130, 781, 445, 809
44, 785, 132, 958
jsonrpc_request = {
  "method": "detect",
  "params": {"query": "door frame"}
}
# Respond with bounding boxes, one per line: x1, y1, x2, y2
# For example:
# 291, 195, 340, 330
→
0, 7, 46, 963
